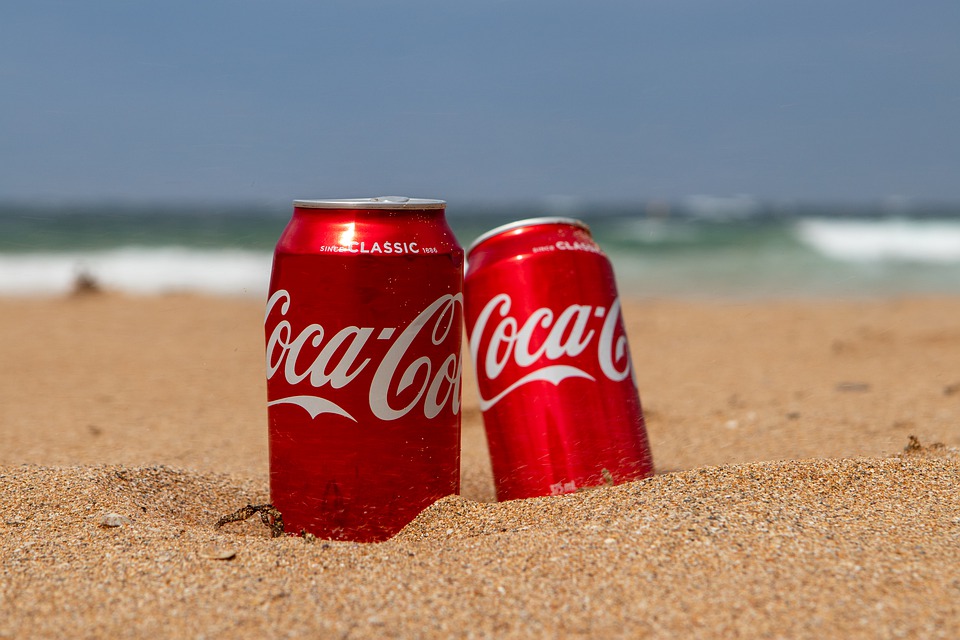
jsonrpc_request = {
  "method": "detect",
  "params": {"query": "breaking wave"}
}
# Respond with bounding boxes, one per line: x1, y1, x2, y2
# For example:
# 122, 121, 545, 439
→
0, 247, 272, 296
795, 218, 960, 264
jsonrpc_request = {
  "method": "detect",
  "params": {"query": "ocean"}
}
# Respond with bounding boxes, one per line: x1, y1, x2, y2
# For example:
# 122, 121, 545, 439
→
3, 200, 960, 298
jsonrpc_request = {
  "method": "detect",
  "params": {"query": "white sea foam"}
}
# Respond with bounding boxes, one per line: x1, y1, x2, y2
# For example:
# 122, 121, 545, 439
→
795, 218, 960, 264
0, 247, 272, 296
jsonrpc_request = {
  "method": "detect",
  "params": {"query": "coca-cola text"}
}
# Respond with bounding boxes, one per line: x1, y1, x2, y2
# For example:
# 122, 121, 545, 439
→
469, 293, 633, 410
266, 289, 463, 422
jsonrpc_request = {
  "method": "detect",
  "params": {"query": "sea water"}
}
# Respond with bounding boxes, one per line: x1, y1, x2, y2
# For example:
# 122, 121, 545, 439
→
2, 201, 960, 298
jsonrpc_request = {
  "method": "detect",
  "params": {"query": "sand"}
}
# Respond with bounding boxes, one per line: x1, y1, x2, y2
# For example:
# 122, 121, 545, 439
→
2, 293, 959, 638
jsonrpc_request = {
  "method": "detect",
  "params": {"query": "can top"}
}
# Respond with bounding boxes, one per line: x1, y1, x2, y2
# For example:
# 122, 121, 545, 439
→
293, 196, 446, 210
466, 216, 591, 257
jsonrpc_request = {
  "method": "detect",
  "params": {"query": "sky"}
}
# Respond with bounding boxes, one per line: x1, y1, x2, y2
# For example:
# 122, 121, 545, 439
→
2, 1, 959, 205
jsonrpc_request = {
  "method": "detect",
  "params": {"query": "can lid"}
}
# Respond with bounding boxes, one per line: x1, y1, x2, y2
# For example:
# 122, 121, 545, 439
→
293, 196, 446, 210
466, 216, 591, 257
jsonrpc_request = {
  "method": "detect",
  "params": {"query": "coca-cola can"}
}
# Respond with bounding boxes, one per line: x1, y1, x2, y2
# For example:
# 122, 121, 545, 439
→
265, 197, 463, 541
464, 217, 654, 501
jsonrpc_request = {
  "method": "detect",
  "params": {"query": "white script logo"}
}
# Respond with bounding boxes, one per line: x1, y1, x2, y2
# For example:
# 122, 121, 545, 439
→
469, 293, 632, 410
265, 289, 463, 422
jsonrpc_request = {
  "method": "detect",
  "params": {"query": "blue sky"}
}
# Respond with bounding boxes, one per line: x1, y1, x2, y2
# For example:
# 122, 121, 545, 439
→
2, 1, 958, 203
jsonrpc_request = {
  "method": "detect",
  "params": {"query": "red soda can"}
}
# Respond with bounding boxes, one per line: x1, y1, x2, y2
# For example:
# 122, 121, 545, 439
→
265, 197, 463, 541
464, 217, 654, 501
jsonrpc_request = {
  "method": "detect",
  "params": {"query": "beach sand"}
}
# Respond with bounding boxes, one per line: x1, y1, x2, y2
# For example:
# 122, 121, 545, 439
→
2, 294, 959, 638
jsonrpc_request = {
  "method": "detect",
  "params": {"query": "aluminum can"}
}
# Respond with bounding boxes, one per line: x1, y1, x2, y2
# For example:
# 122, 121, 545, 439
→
265, 197, 463, 541
464, 217, 653, 501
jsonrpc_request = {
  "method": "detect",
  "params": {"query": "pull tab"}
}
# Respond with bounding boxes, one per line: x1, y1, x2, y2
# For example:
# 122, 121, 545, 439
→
375, 196, 411, 204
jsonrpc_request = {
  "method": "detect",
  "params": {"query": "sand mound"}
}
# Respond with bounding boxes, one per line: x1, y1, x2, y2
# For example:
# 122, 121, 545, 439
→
2, 465, 268, 532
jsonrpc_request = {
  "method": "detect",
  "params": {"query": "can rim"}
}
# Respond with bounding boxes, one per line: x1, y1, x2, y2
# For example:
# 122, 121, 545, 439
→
466, 216, 591, 257
293, 196, 446, 210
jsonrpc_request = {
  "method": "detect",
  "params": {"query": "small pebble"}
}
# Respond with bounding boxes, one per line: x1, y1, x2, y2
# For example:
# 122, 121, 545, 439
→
99, 513, 131, 528
200, 544, 237, 560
